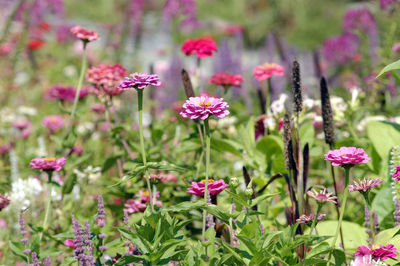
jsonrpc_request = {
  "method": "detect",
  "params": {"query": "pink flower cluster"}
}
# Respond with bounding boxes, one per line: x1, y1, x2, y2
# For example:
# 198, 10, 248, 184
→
253, 63, 284, 81
30, 157, 66, 171
150, 172, 178, 184
348, 178, 382, 193
324, 147, 370, 167
70, 25, 99, 42
296, 213, 326, 225
119, 73, 161, 90
355, 244, 397, 261
181, 37, 218, 58
208, 72, 243, 88
46, 85, 89, 102
180, 96, 229, 120
12, 119, 31, 130
0, 195, 10, 211
393, 165, 400, 181
42, 115, 65, 133
124, 190, 162, 214
86, 64, 127, 96
187, 179, 229, 197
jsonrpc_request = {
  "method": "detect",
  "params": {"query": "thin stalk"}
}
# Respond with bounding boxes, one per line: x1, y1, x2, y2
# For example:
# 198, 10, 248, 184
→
137, 90, 154, 212
266, 79, 271, 113
202, 118, 211, 241
0, 0, 24, 46
40, 171, 53, 241
296, 113, 304, 216
330, 167, 350, 257
195, 58, 201, 95
363, 194, 375, 244
304, 204, 323, 261
70, 42, 87, 123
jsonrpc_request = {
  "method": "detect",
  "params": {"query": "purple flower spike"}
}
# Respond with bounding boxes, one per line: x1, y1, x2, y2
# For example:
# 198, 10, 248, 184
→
119, 73, 161, 91
96, 195, 106, 227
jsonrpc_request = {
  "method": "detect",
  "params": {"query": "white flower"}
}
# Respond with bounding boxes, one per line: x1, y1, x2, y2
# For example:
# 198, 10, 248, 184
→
217, 117, 237, 128
74, 166, 102, 184
303, 98, 315, 110
9, 177, 43, 210
76, 122, 95, 135
17, 106, 37, 116
270, 94, 288, 115
263, 115, 276, 129
63, 65, 77, 78
350, 86, 361, 108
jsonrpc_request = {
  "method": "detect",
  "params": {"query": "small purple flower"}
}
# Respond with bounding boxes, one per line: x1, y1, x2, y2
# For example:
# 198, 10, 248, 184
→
348, 178, 382, 193
180, 96, 230, 120
31, 252, 41, 266
323, 33, 359, 65
44, 256, 52, 266
119, 73, 161, 90
96, 195, 106, 227
343, 8, 376, 34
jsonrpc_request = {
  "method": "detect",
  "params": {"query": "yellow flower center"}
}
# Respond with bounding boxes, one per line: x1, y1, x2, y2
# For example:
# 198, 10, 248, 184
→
200, 101, 211, 107
141, 191, 149, 197
43, 157, 56, 162
201, 179, 215, 183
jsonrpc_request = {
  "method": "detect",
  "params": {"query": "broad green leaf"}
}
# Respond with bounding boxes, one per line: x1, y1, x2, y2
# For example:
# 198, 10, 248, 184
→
114, 255, 147, 266
366, 121, 400, 159
377, 59, 400, 78
372, 183, 394, 223
211, 137, 242, 157
9, 241, 26, 261
162, 200, 206, 213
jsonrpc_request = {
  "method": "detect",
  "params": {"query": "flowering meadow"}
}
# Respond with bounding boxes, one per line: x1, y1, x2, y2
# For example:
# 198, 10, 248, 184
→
3, 0, 400, 265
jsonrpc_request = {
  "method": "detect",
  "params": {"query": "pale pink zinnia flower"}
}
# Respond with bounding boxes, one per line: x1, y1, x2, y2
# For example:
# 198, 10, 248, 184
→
307, 187, 337, 204
119, 73, 161, 90
181, 37, 218, 58
253, 63, 284, 81
70, 25, 99, 42
30, 157, 66, 172
351, 255, 373, 266
12, 120, 31, 130
187, 179, 229, 197
355, 244, 397, 261
42, 115, 64, 133
208, 72, 243, 88
46, 85, 89, 102
180, 96, 230, 120
296, 213, 326, 225
392, 43, 400, 53
87, 64, 127, 96
0, 195, 10, 211
124, 199, 147, 214
324, 147, 370, 167
348, 178, 382, 193
64, 239, 76, 249
393, 165, 400, 181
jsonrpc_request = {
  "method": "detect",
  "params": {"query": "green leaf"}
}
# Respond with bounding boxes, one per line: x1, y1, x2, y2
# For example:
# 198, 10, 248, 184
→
251, 193, 277, 207
162, 200, 206, 213
211, 137, 242, 157
372, 183, 394, 223
332, 249, 346, 266
146, 161, 188, 172
377, 59, 400, 78
203, 205, 234, 224
62, 174, 76, 195
59, 257, 76, 266
225, 190, 250, 208
114, 255, 147, 266
306, 241, 330, 258
299, 119, 315, 148
366, 121, 400, 159
9, 241, 27, 261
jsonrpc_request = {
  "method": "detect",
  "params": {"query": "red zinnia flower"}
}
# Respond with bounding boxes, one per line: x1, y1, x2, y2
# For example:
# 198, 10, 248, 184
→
208, 72, 243, 88
70, 25, 99, 42
28, 39, 45, 50
181, 37, 217, 58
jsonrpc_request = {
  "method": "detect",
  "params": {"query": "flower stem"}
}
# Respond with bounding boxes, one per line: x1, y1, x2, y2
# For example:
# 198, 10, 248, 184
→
330, 167, 350, 255
70, 42, 87, 123
137, 90, 154, 212
40, 171, 53, 241
363, 194, 375, 244
202, 118, 211, 241
304, 204, 323, 261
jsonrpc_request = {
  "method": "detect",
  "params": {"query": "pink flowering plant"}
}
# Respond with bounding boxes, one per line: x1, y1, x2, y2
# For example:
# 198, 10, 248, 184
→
4, 2, 400, 265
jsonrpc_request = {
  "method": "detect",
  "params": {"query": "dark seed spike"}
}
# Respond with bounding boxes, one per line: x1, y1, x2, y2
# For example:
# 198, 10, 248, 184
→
181, 69, 195, 99
288, 140, 298, 187
243, 166, 251, 186
285, 207, 294, 226
257, 88, 266, 114
292, 59, 302, 113
320, 77, 335, 145
302, 143, 309, 192
283, 113, 292, 170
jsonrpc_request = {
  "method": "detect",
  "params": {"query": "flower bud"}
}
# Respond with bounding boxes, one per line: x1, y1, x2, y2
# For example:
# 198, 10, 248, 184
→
245, 188, 253, 197
230, 177, 239, 188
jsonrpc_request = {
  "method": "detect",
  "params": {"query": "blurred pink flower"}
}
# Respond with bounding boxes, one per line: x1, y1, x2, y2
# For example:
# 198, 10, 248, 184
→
253, 63, 284, 81
324, 147, 370, 167
46, 85, 88, 102
0, 218, 7, 228
355, 244, 397, 261
307, 188, 337, 204
351, 255, 373, 266
87, 64, 127, 96
64, 239, 76, 249
70, 25, 99, 42
181, 37, 217, 58
42, 115, 64, 132
151, 172, 178, 184
297, 213, 326, 224
12, 120, 31, 130
91, 104, 106, 114
0, 195, 10, 211
392, 43, 400, 53
71, 145, 83, 156
119, 72, 161, 90
30, 157, 66, 172
0, 143, 12, 156
124, 199, 146, 213
348, 178, 382, 193
393, 165, 400, 181
180, 96, 229, 120
187, 179, 229, 197
21, 129, 32, 139
101, 121, 111, 131
208, 72, 243, 88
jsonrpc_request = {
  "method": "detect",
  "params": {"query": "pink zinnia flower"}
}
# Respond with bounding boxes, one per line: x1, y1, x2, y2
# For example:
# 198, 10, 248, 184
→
46, 85, 89, 102
87, 64, 127, 96
138, 190, 162, 207
187, 179, 229, 197
30, 157, 66, 172
253, 63, 284, 81
355, 244, 397, 261
181, 37, 218, 58
324, 147, 370, 167
64, 239, 76, 249
119, 72, 161, 90
0, 195, 10, 211
12, 120, 31, 130
351, 255, 373, 266
21, 129, 32, 139
70, 25, 99, 42
91, 104, 106, 114
0, 143, 12, 156
307, 187, 337, 204
348, 178, 382, 192
150, 172, 178, 184
392, 43, 400, 53
124, 199, 147, 214
393, 165, 400, 181
42, 115, 64, 132
296, 213, 326, 225
180, 96, 230, 120
208, 72, 243, 88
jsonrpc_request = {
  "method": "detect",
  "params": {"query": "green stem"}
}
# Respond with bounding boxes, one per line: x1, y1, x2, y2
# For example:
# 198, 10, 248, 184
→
266, 79, 271, 113
330, 167, 350, 256
137, 90, 154, 212
202, 118, 211, 241
296, 113, 304, 216
304, 204, 323, 261
363, 194, 375, 244
195, 58, 201, 95
70, 42, 87, 123
40, 171, 53, 241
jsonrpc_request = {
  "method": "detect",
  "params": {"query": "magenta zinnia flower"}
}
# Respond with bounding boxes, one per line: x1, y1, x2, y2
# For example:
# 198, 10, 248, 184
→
12, 120, 31, 130
324, 147, 370, 167
181, 37, 218, 58
42, 115, 65, 133
180, 96, 229, 120
307, 188, 337, 204
87, 64, 127, 96
46, 85, 88, 102
70, 25, 99, 42
119, 72, 161, 91
124, 199, 146, 214
393, 165, 400, 181
30, 157, 66, 172
355, 244, 397, 261
348, 178, 382, 193
208, 72, 243, 88
187, 179, 229, 197
296, 213, 326, 225
0, 195, 10, 211
253, 63, 284, 81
